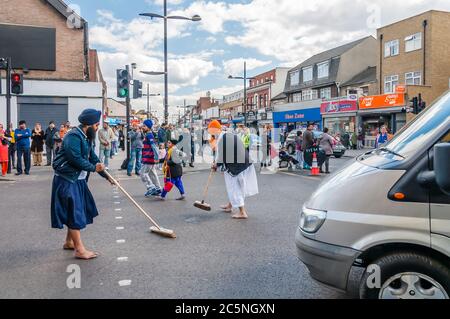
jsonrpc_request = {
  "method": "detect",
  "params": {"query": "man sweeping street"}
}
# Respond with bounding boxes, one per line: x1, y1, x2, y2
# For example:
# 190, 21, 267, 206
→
210, 121, 259, 220
51, 109, 112, 260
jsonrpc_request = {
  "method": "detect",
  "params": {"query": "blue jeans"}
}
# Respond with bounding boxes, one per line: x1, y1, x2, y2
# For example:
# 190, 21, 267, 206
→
17, 147, 31, 174
99, 148, 111, 167
128, 148, 142, 174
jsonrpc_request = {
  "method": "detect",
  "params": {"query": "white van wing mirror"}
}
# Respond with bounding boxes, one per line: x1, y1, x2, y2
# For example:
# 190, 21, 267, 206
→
434, 143, 450, 195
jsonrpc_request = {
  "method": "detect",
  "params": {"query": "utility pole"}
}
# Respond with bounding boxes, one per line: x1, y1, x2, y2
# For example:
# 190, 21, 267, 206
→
163, 0, 169, 124
243, 61, 247, 127
147, 83, 150, 119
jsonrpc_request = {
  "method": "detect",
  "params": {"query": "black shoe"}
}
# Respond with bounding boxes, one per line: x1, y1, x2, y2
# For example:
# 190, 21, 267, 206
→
15, 173, 22, 176
45, 164, 51, 166
189, 164, 194, 168
127, 173, 132, 177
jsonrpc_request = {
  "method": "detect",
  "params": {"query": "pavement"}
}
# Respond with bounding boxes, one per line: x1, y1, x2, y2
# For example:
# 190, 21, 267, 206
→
0, 150, 357, 299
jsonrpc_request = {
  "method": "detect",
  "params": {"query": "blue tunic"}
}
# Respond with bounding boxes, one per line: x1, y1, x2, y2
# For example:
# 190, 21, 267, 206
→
51, 175, 99, 230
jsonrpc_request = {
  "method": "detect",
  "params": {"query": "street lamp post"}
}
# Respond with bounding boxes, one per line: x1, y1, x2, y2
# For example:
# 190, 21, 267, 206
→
228, 61, 255, 127
140, 3, 201, 125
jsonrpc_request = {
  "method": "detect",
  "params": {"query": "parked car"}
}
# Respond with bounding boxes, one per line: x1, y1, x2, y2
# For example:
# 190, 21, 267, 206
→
295, 90, 450, 299
285, 129, 346, 158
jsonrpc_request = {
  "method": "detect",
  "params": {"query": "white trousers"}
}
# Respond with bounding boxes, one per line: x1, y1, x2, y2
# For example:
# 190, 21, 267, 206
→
224, 165, 259, 208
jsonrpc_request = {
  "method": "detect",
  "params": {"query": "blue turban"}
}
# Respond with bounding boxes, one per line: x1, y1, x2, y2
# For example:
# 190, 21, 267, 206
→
143, 119, 153, 129
78, 109, 101, 126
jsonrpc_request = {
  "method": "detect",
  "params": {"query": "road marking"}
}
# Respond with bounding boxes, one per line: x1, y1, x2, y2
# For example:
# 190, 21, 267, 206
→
113, 196, 120, 199
116, 239, 126, 244
118, 280, 132, 287
117, 257, 128, 262
114, 202, 121, 204
278, 171, 322, 180
115, 208, 122, 211
115, 216, 123, 220
116, 226, 125, 230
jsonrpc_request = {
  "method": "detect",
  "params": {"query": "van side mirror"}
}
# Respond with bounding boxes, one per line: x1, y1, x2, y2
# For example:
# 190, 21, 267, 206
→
434, 143, 450, 195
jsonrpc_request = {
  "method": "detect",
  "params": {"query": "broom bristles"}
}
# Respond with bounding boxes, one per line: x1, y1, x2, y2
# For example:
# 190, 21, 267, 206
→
194, 201, 211, 211
150, 226, 177, 238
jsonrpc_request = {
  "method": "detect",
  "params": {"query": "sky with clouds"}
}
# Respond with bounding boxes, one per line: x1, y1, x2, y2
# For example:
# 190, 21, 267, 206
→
69, 0, 450, 120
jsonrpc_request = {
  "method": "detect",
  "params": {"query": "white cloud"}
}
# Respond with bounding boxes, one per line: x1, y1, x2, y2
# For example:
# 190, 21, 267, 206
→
223, 58, 272, 76
179, 0, 450, 65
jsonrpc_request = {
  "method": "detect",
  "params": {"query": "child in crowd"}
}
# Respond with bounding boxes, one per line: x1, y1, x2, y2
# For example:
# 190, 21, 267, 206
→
158, 143, 166, 171
158, 139, 186, 201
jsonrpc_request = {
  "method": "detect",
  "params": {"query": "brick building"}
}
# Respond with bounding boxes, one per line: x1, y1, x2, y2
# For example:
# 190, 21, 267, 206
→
0, 0, 106, 128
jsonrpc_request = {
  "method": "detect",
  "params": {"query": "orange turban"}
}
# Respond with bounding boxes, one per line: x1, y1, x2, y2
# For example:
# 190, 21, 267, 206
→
208, 120, 221, 135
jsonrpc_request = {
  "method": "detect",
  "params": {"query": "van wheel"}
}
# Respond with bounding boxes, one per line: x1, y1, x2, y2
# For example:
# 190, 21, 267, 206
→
359, 252, 450, 299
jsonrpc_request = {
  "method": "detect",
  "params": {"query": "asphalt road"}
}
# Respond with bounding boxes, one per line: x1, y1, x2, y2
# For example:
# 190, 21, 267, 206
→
0, 154, 354, 299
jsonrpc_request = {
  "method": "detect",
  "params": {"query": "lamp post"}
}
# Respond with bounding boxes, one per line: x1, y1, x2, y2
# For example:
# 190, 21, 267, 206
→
140, 3, 201, 125
228, 61, 255, 127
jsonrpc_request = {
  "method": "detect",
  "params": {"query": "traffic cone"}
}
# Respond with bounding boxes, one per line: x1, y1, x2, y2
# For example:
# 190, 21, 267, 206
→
310, 152, 320, 176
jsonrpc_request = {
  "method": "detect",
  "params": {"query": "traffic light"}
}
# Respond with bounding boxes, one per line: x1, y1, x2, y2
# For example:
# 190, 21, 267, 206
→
410, 97, 419, 114
133, 80, 143, 99
116, 69, 130, 98
11, 73, 23, 94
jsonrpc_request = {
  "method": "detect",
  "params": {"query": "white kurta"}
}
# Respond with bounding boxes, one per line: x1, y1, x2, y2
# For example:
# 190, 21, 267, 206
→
224, 164, 259, 208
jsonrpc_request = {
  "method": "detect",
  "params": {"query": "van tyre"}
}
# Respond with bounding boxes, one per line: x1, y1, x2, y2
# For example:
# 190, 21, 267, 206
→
359, 252, 450, 299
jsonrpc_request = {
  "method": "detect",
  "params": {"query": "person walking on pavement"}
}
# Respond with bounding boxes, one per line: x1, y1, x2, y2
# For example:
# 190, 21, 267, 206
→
6, 123, 16, 173
295, 130, 304, 170
189, 127, 195, 167
141, 119, 162, 197
15, 120, 32, 176
111, 126, 119, 157
98, 122, 114, 169
45, 121, 58, 166
31, 123, 45, 166
127, 124, 144, 176
302, 123, 315, 169
319, 127, 334, 174
51, 108, 113, 260
158, 123, 168, 146
0, 123, 10, 177
118, 125, 125, 151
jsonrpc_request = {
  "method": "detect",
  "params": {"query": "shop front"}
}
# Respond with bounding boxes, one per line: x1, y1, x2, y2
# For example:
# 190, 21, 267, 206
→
273, 107, 322, 133
320, 99, 358, 137
358, 93, 406, 148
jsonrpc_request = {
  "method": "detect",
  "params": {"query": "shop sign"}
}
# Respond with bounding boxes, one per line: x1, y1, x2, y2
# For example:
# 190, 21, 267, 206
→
273, 108, 321, 124
395, 85, 406, 94
359, 93, 405, 109
347, 94, 358, 101
320, 99, 358, 114
247, 111, 257, 120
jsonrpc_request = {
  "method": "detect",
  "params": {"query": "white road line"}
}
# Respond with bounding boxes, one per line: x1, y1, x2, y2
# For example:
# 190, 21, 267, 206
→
117, 257, 128, 262
116, 239, 126, 244
114, 202, 121, 204
114, 208, 122, 211
115, 216, 123, 220
118, 280, 132, 287
116, 226, 125, 230
113, 196, 120, 199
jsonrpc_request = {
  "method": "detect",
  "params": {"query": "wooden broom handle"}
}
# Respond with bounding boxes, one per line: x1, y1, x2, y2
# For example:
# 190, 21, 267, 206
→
103, 170, 162, 230
202, 169, 215, 200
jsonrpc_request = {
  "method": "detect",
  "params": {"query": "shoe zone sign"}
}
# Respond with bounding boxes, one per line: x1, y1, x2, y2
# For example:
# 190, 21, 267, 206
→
320, 100, 358, 114
273, 108, 321, 124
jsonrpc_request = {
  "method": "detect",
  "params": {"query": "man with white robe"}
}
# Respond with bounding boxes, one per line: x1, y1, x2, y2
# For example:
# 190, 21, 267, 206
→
211, 125, 259, 219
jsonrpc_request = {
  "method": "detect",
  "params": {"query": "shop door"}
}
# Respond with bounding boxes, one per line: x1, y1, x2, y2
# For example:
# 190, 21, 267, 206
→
17, 97, 68, 128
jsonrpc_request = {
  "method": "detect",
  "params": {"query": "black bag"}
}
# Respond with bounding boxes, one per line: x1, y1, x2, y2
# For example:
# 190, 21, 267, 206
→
121, 158, 129, 170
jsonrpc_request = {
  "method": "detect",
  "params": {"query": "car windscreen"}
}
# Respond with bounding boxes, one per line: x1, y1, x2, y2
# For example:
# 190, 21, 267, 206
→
384, 91, 450, 159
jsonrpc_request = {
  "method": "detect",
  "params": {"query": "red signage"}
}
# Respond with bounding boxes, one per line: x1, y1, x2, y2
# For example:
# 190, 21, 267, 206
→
320, 99, 358, 114
359, 93, 405, 109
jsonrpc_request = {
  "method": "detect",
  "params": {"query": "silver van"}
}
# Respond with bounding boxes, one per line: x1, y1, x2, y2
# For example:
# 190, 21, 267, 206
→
296, 91, 450, 299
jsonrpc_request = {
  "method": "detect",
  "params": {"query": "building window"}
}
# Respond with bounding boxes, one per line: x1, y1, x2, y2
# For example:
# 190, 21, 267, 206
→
405, 72, 422, 85
302, 89, 318, 101
303, 66, 313, 82
264, 94, 268, 107
320, 87, 331, 99
317, 61, 329, 78
384, 40, 399, 57
405, 33, 422, 52
384, 75, 399, 93
361, 86, 369, 96
290, 70, 300, 86
292, 93, 302, 103
254, 94, 258, 109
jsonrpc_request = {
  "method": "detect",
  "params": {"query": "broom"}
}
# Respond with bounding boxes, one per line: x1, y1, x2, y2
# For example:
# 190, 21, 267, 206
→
194, 169, 215, 211
103, 170, 176, 239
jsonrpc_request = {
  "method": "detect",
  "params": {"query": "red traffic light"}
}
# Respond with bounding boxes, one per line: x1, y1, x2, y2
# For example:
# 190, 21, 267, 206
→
11, 73, 21, 83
